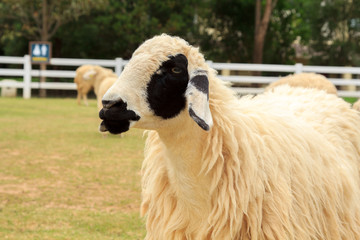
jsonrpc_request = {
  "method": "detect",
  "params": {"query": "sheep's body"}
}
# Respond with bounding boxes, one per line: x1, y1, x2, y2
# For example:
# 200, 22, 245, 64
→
97, 77, 117, 111
74, 65, 117, 106
74, 65, 94, 106
99, 35, 360, 239
266, 72, 338, 95
142, 83, 360, 240
353, 99, 360, 111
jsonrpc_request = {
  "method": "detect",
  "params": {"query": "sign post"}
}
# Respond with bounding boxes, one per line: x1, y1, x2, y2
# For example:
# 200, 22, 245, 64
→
29, 41, 52, 97
29, 41, 52, 64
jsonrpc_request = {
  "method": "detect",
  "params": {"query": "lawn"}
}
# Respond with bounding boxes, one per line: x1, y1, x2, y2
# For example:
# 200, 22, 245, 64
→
0, 98, 146, 240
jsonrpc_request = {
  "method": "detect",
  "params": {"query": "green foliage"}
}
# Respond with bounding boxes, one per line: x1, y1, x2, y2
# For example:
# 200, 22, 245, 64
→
53, 0, 200, 59
195, 0, 306, 64
0, 0, 108, 43
195, 0, 255, 62
300, 0, 360, 66
264, 1, 301, 64
1, 35, 28, 56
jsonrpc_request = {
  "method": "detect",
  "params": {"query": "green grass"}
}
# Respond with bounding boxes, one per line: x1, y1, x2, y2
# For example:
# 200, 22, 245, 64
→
0, 98, 146, 240
343, 97, 358, 104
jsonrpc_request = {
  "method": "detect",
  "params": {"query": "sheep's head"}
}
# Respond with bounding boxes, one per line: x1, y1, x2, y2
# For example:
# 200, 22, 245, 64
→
99, 34, 213, 134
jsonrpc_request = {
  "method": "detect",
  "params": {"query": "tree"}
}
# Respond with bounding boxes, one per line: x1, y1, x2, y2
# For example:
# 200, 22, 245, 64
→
195, 0, 255, 62
253, 0, 278, 66
0, 0, 108, 97
0, 0, 107, 41
53, 0, 200, 60
262, 0, 311, 66
300, 0, 360, 66
53, 0, 150, 59
196, 0, 303, 67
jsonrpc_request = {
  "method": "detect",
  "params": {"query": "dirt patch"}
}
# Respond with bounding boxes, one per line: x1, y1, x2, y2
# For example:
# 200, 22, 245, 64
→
0, 173, 19, 181
0, 183, 39, 197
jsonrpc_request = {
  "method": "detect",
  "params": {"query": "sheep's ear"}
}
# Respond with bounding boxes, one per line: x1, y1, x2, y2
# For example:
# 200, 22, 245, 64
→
83, 69, 97, 80
185, 70, 213, 131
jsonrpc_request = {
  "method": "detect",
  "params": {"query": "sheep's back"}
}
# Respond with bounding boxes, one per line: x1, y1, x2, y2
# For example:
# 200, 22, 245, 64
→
204, 82, 360, 238
256, 85, 360, 169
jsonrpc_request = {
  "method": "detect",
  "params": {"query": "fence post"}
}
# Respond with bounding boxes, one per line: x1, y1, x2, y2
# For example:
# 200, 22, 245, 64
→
342, 67, 355, 91
23, 55, 31, 99
115, 58, 123, 76
295, 63, 303, 74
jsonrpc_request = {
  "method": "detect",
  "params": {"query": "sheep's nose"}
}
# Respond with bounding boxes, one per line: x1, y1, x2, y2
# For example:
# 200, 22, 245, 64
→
102, 99, 122, 109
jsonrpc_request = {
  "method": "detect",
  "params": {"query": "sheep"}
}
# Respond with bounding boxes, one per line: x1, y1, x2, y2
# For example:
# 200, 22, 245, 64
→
74, 65, 94, 106
353, 99, 360, 111
98, 34, 360, 239
96, 76, 118, 138
265, 72, 338, 95
97, 76, 117, 111
268, 72, 359, 167
74, 65, 117, 106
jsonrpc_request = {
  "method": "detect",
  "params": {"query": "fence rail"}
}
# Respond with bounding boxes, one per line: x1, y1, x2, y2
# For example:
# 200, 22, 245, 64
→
1, 55, 360, 99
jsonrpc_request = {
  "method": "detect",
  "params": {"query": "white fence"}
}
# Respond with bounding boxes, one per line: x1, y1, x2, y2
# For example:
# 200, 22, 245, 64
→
1, 55, 360, 99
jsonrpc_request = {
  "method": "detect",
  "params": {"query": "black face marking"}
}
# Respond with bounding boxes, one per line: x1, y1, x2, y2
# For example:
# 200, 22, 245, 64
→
189, 75, 209, 100
99, 101, 140, 134
146, 54, 189, 119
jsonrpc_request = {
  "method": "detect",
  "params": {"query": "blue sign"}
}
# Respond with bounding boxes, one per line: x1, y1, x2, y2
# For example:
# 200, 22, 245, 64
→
29, 41, 52, 64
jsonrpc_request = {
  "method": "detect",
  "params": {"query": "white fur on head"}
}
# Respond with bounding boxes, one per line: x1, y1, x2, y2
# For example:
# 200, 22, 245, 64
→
186, 69, 213, 131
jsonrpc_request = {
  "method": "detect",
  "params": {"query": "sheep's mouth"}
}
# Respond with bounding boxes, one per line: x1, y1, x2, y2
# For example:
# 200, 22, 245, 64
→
99, 107, 140, 134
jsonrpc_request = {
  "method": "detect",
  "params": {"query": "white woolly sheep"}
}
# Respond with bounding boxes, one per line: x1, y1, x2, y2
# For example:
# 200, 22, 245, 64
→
98, 34, 360, 239
97, 76, 117, 111
96, 76, 118, 137
74, 65, 117, 106
266, 72, 338, 95
353, 99, 360, 111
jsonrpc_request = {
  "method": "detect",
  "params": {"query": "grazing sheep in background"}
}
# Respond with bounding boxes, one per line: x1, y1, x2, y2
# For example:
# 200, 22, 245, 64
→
97, 76, 118, 137
97, 76, 117, 111
99, 34, 360, 239
74, 65, 94, 106
74, 65, 117, 106
266, 72, 338, 95
353, 99, 360, 111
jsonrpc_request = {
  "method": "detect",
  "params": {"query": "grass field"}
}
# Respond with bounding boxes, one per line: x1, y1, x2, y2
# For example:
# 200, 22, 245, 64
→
0, 98, 146, 239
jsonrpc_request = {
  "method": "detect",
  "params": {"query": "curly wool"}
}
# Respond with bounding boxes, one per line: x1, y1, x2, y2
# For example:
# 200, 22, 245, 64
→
139, 36, 360, 239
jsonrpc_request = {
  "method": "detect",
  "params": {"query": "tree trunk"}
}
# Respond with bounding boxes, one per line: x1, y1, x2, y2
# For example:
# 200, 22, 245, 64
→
253, 0, 277, 76
39, 0, 48, 98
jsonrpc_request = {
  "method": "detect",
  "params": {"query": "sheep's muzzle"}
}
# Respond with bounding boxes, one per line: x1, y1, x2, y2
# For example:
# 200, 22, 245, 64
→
99, 100, 140, 134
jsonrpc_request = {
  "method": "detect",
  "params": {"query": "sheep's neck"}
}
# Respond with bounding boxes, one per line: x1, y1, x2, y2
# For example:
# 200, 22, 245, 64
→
157, 126, 211, 214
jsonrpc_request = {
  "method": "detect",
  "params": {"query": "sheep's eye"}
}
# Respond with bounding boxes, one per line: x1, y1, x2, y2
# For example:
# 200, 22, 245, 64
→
171, 67, 182, 74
